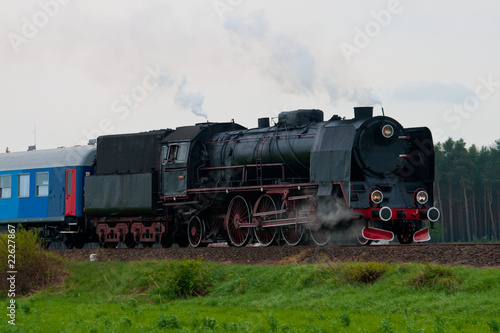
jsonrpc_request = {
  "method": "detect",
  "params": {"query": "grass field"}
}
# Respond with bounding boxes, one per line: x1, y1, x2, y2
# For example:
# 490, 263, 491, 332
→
1, 259, 500, 332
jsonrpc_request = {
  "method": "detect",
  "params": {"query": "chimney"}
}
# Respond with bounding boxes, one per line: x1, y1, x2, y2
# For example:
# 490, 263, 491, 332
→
354, 106, 373, 119
258, 117, 270, 128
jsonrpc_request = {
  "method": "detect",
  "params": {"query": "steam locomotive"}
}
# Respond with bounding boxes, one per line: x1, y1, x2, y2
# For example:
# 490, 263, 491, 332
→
0, 106, 440, 248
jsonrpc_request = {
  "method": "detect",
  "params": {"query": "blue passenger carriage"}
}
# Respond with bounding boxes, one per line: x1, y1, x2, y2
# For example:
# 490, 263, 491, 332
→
0, 146, 95, 246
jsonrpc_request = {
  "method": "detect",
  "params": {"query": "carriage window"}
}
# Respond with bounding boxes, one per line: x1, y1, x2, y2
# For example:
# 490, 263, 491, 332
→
18, 174, 30, 198
36, 172, 49, 197
0, 175, 11, 199
66, 170, 72, 195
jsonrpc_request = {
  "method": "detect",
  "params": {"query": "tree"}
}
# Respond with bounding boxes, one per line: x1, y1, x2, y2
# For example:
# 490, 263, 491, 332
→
453, 139, 474, 242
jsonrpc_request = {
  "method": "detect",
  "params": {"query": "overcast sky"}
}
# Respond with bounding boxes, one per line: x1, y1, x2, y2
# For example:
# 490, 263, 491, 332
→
1, 0, 499, 153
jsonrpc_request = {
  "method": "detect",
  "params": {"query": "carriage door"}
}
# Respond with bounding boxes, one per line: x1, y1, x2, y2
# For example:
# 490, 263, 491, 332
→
65, 169, 77, 216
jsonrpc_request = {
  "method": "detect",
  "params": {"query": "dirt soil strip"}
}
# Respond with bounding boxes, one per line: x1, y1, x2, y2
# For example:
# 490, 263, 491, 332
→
53, 244, 500, 268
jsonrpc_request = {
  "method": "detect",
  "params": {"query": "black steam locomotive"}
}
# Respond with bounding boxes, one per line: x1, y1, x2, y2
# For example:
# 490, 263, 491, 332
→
82, 106, 439, 248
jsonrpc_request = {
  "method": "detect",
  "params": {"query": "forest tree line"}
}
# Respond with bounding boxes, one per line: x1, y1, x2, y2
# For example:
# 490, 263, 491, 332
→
433, 138, 500, 243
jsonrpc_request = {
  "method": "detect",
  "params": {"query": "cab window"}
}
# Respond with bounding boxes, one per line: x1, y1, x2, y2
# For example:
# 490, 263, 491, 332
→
163, 143, 189, 164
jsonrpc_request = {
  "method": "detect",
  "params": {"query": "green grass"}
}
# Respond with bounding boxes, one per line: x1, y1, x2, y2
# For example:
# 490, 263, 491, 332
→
1, 259, 499, 332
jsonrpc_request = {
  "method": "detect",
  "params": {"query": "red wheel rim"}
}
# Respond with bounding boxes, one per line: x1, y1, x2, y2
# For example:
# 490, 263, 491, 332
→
227, 196, 252, 247
188, 216, 204, 248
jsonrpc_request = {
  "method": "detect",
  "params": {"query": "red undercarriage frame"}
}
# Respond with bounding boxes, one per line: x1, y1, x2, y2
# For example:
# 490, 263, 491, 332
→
354, 207, 432, 243
96, 218, 166, 244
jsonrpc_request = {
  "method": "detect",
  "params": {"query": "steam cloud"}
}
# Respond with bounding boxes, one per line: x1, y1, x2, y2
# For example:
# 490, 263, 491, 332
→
306, 196, 368, 245
174, 76, 207, 119
225, 10, 382, 106
224, 10, 316, 93
323, 77, 383, 106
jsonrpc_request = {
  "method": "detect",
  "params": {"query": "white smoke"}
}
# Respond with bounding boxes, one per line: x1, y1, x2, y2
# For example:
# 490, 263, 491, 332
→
317, 198, 350, 227
306, 197, 369, 245
224, 10, 383, 107
224, 10, 316, 94
174, 76, 207, 119
323, 77, 382, 107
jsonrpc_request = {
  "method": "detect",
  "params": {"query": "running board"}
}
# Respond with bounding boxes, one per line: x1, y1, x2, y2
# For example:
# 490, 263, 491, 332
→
362, 227, 394, 241
413, 228, 431, 242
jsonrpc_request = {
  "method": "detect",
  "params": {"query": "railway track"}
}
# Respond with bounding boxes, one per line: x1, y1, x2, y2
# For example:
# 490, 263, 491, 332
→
53, 243, 500, 268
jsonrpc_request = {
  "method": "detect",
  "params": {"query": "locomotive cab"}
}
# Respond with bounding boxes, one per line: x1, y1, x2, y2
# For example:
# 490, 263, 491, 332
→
160, 122, 246, 199
162, 141, 190, 196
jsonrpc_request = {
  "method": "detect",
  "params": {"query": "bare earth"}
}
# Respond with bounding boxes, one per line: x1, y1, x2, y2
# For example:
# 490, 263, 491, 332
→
53, 244, 500, 268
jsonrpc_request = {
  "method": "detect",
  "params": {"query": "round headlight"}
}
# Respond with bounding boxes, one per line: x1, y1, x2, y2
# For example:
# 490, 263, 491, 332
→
382, 124, 394, 138
371, 190, 383, 204
416, 190, 428, 205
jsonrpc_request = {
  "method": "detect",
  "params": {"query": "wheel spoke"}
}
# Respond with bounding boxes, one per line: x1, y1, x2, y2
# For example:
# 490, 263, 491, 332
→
254, 195, 277, 246
226, 196, 252, 247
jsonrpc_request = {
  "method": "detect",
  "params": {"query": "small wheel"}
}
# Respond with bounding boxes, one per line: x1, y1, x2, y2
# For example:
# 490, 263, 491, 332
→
63, 235, 75, 249
188, 216, 206, 248
226, 196, 252, 247
142, 242, 154, 248
253, 195, 278, 246
73, 233, 86, 249
124, 233, 136, 248
397, 222, 414, 244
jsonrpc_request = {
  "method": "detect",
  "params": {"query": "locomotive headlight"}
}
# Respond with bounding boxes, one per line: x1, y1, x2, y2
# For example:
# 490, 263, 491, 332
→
416, 190, 428, 205
381, 124, 394, 138
371, 190, 383, 204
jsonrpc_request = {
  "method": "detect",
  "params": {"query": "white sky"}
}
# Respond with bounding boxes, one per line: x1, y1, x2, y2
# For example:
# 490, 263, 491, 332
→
1, 0, 500, 152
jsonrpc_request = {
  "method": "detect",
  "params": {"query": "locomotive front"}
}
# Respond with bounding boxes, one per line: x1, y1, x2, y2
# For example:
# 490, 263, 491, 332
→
348, 107, 440, 244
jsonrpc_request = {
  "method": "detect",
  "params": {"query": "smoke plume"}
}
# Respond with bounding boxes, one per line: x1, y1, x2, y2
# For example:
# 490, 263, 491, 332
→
174, 76, 207, 119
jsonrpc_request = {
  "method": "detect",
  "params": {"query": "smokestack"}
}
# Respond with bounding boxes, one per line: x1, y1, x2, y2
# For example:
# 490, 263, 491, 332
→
258, 118, 270, 128
354, 106, 373, 119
